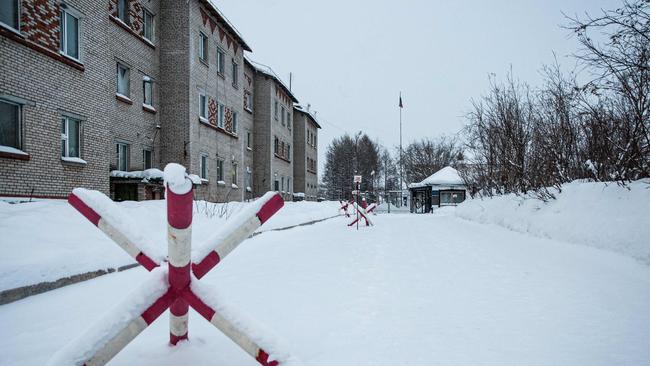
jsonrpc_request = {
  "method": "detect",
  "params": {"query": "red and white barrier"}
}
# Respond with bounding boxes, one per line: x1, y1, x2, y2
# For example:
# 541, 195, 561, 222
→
51, 163, 299, 366
347, 202, 374, 227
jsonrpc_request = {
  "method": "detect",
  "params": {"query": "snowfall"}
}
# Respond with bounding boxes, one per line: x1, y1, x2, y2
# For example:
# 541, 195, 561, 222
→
1, 179, 649, 366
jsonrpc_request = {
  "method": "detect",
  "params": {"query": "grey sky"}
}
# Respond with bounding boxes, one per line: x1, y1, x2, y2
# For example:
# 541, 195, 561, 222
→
216, 0, 619, 170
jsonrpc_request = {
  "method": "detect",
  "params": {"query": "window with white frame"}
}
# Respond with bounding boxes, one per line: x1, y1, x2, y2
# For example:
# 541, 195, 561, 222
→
61, 116, 81, 158
143, 148, 152, 169
0, 99, 21, 149
60, 6, 80, 60
117, 0, 129, 24
281, 176, 285, 192
231, 59, 239, 88
199, 32, 208, 62
217, 103, 225, 128
143, 9, 154, 42
199, 93, 207, 120
0, 0, 19, 30
116, 63, 130, 97
232, 111, 238, 134
143, 76, 153, 106
216, 48, 225, 75
287, 177, 291, 193
200, 154, 208, 180
216, 158, 224, 181
116, 142, 129, 171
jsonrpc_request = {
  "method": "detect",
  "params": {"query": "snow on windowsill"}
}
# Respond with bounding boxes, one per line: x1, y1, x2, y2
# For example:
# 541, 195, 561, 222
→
61, 157, 87, 165
246, 147, 252, 151
142, 104, 156, 113
217, 180, 226, 186
201, 178, 209, 183
188, 174, 202, 185
0, 146, 28, 156
246, 186, 252, 192
115, 93, 132, 104
231, 184, 239, 189
199, 116, 209, 124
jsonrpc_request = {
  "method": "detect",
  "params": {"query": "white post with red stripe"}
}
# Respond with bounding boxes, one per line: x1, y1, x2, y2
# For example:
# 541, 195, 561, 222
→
52, 163, 299, 366
347, 202, 374, 227
165, 167, 193, 345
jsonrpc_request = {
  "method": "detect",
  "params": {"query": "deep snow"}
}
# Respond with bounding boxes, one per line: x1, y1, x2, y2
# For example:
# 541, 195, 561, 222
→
455, 179, 650, 264
0, 213, 649, 366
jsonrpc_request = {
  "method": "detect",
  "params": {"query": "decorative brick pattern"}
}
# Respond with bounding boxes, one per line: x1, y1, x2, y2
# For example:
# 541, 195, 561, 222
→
208, 98, 217, 126
21, 0, 60, 52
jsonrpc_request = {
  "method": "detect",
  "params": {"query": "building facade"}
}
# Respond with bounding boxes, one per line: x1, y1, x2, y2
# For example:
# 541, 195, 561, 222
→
0, 0, 318, 202
292, 105, 321, 201
249, 59, 298, 201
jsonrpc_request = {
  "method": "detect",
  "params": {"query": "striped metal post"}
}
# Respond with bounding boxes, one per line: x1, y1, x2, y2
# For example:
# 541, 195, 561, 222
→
166, 182, 193, 345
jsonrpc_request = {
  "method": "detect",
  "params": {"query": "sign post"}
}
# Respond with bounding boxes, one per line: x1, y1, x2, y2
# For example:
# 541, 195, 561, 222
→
353, 175, 362, 230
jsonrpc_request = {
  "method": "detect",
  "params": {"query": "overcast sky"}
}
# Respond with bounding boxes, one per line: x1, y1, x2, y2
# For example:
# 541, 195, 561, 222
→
216, 0, 619, 170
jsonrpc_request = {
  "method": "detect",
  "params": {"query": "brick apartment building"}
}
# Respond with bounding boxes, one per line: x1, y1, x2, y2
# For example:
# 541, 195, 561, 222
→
292, 104, 321, 201
0, 0, 320, 202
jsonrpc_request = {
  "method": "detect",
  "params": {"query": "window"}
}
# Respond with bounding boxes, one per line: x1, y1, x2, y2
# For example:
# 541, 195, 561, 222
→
274, 179, 279, 191
199, 93, 207, 120
287, 111, 291, 130
274, 136, 279, 154
231, 59, 239, 87
116, 142, 129, 171
287, 178, 291, 193
117, 63, 130, 97
217, 103, 225, 128
143, 76, 153, 106
117, 0, 129, 24
200, 154, 208, 180
216, 48, 225, 75
287, 144, 291, 160
231, 163, 238, 184
199, 32, 208, 62
61, 116, 81, 158
143, 9, 154, 42
280, 106, 285, 126
246, 131, 251, 149
274, 100, 278, 120
244, 92, 252, 112
143, 149, 152, 169
0, 0, 19, 30
245, 167, 252, 189
281, 177, 285, 192
0, 100, 21, 149
232, 111, 238, 134
216, 159, 224, 181
60, 7, 80, 60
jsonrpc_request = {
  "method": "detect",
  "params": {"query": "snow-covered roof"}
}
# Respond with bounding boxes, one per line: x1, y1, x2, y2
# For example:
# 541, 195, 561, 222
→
293, 104, 322, 129
245, 57, 299, 103
110, 169, 164, 182
409, 166, 464, 188
202, 0, 252, 52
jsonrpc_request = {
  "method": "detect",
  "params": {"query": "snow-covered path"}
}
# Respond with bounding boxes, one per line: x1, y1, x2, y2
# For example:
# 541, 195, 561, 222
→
1, 212, 649, 366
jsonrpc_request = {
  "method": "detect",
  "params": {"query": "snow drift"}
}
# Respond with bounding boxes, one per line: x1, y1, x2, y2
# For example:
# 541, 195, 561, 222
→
455, 179, 650, 264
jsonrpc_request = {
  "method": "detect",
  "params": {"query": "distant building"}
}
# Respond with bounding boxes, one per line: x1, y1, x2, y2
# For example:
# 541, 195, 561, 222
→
247, 58, 298, 201
292, 105, 321, 201
1, 0, 325, 202
408, 166, 466, 213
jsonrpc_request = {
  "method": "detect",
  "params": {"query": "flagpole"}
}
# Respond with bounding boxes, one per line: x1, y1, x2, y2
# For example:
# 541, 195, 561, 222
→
399, 92, 403, 207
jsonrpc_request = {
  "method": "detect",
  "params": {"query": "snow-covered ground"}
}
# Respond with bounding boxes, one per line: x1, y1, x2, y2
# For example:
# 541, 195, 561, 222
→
455, 179, 650, 264
0, 198, 339, 291
1, 213, 649, 365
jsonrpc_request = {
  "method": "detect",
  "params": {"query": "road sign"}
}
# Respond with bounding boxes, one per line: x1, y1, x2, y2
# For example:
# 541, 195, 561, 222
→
353, 175, 362, 183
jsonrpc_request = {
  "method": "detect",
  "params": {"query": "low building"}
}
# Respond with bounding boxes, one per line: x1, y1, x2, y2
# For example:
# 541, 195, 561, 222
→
292, 104, 320, 201
248, 58, 298, 201
408, 166, 466, 213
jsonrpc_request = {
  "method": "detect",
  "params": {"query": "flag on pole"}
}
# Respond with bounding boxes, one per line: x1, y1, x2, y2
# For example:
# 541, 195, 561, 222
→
399, 93, 403, 108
